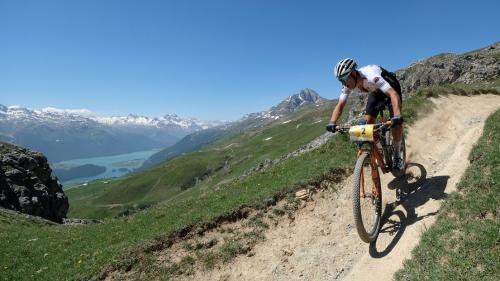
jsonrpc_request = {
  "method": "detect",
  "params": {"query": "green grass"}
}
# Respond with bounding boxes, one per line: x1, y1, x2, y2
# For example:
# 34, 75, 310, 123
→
395, 109, 500, 281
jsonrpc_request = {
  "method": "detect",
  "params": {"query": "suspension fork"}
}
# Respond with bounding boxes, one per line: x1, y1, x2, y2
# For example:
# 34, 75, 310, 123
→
370, 152, 380, 197
358, 150, 380, 198
358, 150, 367, 198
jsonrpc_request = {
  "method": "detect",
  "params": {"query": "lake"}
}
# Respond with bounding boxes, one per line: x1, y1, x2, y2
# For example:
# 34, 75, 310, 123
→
51, 149, 161, 186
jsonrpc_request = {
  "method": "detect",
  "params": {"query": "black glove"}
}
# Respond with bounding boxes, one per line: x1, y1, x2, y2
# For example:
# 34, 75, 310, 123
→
391, 116, 403, 126
326, 122, 337, 132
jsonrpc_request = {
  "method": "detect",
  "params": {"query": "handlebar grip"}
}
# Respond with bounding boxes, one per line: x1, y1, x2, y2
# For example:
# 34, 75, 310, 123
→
336, 126, 350, 133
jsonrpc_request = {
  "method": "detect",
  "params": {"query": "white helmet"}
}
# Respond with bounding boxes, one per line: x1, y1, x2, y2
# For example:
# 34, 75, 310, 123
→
335, 58, 357, 79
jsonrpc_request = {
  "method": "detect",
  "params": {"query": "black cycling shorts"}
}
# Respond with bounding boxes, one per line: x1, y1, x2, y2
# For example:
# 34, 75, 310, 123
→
365, 68, 402, 118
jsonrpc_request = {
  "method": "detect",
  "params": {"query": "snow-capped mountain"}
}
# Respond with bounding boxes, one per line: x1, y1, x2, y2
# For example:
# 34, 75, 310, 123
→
0, 105, 220, 130
0, 106, 97, 127
95, 114, 223, 130
241, 88, 326, 121
0, 105, 222, 162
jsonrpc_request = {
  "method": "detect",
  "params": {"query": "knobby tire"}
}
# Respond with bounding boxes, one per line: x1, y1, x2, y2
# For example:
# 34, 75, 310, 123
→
352, 152, 382, 243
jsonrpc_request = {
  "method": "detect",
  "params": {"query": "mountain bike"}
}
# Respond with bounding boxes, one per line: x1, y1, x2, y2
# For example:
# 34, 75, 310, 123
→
336, 118, 406, 243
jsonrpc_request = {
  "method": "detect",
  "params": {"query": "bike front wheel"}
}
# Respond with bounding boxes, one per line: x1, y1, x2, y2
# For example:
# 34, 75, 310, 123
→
352, 152, 382, 243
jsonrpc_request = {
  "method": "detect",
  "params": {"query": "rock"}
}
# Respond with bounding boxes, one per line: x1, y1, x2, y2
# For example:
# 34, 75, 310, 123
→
282, 248, 294, 256
0, 142, 68, 223
5, 168, 23, 179
295, 189, 310, 200
62, 218, 100, 225
395, 42, 500, 98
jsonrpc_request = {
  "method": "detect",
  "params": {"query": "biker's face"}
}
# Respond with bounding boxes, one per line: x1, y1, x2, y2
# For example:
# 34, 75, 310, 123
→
343, 73, 356, 89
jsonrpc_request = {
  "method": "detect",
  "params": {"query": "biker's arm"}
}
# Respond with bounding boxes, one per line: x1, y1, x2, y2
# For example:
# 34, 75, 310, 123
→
330, 88, 350, 124
386, 88, 401, 116
330, 98, 347, 124
373, 71, 401, 117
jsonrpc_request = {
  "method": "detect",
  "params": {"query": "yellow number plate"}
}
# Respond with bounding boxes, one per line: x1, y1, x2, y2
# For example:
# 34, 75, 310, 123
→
349, 125, 375, 142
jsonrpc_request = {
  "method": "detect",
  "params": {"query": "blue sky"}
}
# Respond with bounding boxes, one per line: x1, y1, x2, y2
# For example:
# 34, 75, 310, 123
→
1, 0, 499, 121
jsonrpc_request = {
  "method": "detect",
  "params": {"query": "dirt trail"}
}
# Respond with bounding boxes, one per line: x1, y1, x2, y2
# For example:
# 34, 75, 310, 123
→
179, 94, 500, 281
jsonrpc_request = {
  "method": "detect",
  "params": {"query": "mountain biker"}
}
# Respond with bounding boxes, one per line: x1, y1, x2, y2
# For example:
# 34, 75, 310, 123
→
326, 58, 404, 170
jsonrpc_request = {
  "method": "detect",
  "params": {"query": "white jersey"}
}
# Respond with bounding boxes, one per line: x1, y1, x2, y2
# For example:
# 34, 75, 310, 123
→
339, 65, 393, 102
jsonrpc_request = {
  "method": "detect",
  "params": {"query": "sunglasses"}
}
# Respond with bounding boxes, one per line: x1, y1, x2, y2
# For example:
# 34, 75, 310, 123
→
338, 74, 350, 83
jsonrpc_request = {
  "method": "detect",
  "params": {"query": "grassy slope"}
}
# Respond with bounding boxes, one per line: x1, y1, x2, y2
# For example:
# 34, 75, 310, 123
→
66, 100, 340, 219
395, 109, 500, 281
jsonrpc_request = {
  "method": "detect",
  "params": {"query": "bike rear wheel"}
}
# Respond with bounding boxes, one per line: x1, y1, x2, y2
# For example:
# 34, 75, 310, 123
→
352, 152, 382, 243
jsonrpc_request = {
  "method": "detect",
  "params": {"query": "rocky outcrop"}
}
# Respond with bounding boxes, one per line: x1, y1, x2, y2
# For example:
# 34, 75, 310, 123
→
396, 42, 500, 98
0, 142, 68, 222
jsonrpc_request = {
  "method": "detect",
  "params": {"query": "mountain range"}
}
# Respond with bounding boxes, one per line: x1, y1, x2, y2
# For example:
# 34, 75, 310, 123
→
0, 88, 325, 165
0, 106, 222, 162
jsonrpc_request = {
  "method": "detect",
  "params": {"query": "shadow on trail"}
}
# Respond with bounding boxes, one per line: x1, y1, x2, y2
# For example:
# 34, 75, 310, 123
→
369, 163, 449, 258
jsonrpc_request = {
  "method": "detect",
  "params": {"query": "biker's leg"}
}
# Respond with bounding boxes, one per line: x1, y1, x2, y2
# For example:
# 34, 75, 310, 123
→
389, 96, 403, 143
389, 94, 404, 168
392, 124, 403, 142
364, 92, 382, 124
392, 124, 403, 159
364, 114, 376, 124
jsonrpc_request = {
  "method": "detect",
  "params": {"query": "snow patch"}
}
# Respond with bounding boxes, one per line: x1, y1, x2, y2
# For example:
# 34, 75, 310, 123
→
40, 107, 94, 116
264, 137, 273, 141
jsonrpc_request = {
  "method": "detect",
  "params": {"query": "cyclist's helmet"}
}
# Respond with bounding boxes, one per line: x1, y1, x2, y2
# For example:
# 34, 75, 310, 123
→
335, 58, 357, 79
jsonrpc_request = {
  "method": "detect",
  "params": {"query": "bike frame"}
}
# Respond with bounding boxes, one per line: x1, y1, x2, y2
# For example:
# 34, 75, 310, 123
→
357, 143, 385, 199
357, 114, 390, 199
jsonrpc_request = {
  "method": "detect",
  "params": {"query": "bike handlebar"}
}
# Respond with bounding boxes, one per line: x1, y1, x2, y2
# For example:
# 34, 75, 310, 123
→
335, 120, 393, 133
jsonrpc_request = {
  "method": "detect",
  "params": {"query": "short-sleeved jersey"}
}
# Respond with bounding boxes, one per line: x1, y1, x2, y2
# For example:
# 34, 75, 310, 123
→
339, 65, 393, 102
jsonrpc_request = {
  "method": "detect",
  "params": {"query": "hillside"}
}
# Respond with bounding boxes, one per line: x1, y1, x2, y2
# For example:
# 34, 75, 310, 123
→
140, 88, 326, 170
